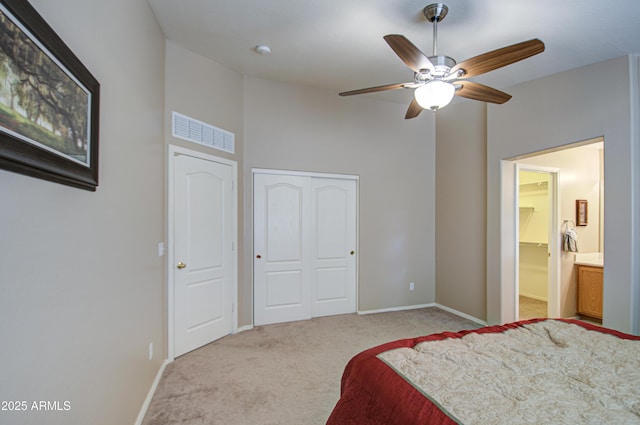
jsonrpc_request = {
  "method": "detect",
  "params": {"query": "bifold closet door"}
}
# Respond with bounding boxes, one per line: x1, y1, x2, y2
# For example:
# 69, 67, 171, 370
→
310, 178, 357, 318
254, 173, 356, 326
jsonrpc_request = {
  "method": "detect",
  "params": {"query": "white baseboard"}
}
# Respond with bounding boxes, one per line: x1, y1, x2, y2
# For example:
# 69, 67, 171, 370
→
357, 303, 487, 326
135, 359, 170, 425
434, 303, 487, 326
358, 303, 435, 315
235, 324, 254, 334
518, 293, 548, 302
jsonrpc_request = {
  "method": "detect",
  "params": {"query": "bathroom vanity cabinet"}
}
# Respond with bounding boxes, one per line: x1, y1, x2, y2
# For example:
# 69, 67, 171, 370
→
576, 265, 603, 320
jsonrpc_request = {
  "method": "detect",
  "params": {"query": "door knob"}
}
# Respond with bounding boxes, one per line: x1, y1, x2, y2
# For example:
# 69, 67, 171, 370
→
350, 250, 355, 255
256, 254, 262, 259
177, 261, 187, 269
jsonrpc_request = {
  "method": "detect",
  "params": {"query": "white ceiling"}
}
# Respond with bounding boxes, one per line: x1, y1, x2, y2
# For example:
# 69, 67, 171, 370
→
148, 0, 640, 105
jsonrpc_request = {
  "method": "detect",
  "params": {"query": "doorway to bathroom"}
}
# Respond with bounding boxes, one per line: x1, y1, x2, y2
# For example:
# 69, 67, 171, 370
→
505, 137, 604, 322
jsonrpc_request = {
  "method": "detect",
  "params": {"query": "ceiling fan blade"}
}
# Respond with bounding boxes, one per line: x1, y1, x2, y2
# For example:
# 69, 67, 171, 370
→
339, 82, 406, 96
455, 81, 512, 104
405, 98, 423, 119
450, 39, 544, 79
383, 35, 435, 74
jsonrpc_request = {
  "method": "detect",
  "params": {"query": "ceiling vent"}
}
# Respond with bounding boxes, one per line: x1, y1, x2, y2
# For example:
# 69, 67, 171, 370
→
172, 111, 235, 154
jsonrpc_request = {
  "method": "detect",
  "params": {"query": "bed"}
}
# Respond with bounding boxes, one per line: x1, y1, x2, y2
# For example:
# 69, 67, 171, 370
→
326, 318, 640, 425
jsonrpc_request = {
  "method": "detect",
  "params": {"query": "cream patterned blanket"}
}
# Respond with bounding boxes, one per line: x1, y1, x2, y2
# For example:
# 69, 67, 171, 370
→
378, 320, 640, 424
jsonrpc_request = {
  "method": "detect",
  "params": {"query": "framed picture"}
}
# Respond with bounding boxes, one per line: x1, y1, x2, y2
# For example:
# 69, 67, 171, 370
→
576, 199, 588, 226
0, 0, 99, 191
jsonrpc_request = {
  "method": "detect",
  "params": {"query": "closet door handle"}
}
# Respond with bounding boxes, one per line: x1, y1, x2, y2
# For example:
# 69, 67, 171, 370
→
177, 261, 187, 269
350, 250, 355, 255
256, 254, 262, 259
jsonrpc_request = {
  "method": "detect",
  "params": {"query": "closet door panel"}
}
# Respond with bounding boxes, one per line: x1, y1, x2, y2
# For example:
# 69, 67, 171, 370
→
254, 173, 357, 325
254, 174, 311, 325
311, 178, 357, 317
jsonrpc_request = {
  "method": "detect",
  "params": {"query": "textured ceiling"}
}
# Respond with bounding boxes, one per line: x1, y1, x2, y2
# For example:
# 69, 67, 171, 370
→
148, 0, 640, 104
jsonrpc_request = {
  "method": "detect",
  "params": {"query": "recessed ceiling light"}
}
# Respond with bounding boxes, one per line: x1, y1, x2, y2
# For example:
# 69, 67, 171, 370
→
255, 45, 271, 55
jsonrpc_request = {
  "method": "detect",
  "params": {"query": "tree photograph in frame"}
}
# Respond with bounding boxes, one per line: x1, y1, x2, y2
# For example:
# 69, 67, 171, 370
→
0, 0, 99, 191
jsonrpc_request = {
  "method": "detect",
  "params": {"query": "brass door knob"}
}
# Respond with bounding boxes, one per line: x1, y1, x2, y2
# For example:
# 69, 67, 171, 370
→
177, 261, 186, 269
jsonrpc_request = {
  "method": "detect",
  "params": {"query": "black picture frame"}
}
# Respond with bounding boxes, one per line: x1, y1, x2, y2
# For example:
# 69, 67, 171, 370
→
0, 0, 99, 191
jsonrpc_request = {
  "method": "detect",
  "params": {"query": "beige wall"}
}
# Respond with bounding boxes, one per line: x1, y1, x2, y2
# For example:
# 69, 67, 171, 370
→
163, 41, 247, 323
243, 76, 436, 313
488, 56, 636, 332
631, 54, 640, 334
435, 101, 487, 321
162, 44, 437, 322
0, 0, 165, 424
436, 56, 638, 332
2, 8, 636, 425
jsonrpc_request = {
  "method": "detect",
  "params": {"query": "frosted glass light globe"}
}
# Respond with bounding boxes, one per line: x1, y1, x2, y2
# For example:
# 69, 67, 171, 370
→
414, 80, 455, 111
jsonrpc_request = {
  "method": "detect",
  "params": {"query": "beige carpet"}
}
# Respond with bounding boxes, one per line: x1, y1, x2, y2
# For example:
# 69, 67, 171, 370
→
519, 295, 548, 320
142, 307, 479, 425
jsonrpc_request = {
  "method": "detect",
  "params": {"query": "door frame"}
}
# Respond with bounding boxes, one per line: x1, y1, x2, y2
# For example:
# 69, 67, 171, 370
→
514, 164, 560, 319
500, 159, 561, 323
168, 145, 238, 361
251, 168, 360, 322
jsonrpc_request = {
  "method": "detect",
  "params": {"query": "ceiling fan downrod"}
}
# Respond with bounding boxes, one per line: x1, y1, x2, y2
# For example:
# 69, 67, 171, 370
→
423, 3, 448, 57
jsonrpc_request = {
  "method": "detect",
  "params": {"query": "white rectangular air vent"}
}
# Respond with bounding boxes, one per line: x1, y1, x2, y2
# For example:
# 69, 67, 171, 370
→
172, 111, 235, 154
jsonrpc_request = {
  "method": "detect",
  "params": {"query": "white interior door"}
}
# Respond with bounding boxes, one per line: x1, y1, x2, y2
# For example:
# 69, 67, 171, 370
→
311, 178, 357, 317
254, 172, 357, 326
173, 152, 234, 357
254, 174, 312, 325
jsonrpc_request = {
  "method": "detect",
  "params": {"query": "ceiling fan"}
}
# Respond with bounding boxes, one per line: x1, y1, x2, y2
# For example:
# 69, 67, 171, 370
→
339, 3, 545, 119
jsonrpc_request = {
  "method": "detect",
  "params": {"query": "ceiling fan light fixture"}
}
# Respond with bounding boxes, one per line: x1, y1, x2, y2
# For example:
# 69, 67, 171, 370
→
414, 80, 455, 111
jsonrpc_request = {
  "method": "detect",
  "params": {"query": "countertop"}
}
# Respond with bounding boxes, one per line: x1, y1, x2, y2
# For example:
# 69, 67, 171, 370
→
574, 252, 604, 267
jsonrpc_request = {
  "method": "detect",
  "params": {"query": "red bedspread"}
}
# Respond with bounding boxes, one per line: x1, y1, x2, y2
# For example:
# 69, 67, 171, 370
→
325, 319, 640, 425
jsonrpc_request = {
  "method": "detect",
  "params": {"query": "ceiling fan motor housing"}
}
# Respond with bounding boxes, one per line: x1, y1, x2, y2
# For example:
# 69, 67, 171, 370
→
427, 55, 456, 77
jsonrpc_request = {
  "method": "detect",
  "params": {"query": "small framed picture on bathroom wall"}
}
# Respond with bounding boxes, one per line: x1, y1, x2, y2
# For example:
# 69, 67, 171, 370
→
576, 200, 588, 226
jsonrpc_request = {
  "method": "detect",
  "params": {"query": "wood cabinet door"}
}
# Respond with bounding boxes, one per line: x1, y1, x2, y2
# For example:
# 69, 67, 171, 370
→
577, 266, 603, 319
